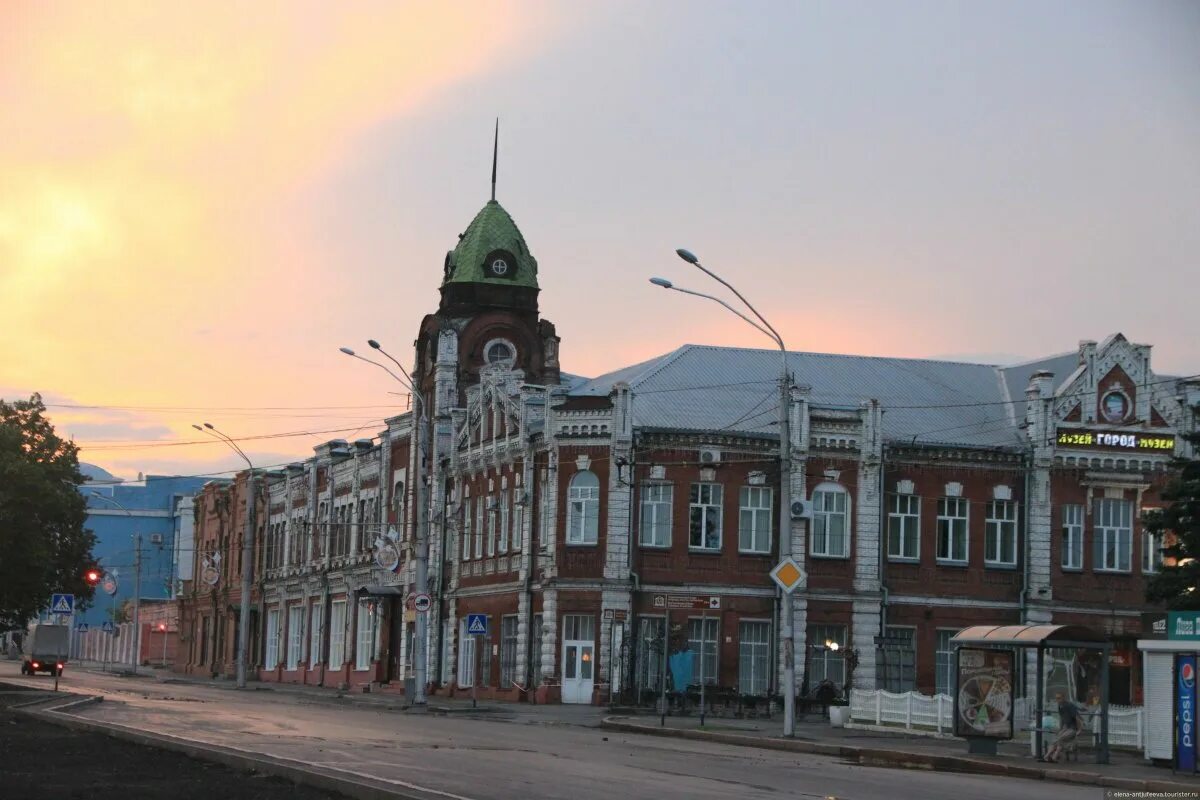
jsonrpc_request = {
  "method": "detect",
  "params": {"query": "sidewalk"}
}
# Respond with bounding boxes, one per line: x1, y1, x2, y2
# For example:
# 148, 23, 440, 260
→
70, 659, 607, 726
601, 712, 1200, 794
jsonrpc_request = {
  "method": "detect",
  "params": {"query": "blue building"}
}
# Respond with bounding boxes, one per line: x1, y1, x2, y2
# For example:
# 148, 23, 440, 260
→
78, 465, 214, 627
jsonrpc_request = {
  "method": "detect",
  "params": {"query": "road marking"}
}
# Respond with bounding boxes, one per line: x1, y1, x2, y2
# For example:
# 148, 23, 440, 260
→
48, 709, 481, 800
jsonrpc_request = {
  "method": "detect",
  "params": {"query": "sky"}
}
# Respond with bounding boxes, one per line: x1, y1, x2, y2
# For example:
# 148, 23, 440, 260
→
1, 0, 1197, 482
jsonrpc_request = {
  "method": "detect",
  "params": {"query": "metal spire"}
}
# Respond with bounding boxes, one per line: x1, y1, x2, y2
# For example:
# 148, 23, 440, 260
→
491, 117, 498, 202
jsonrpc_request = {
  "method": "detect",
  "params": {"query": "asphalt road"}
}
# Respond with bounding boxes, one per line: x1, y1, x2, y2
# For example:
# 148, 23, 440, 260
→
0, 662, 1094, 800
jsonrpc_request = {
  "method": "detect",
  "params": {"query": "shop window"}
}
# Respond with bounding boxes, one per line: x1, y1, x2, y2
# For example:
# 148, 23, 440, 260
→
808, 624, 847, 687
876, 626, 915, 693
738, 621, 771, 696
688, 617, 719, 686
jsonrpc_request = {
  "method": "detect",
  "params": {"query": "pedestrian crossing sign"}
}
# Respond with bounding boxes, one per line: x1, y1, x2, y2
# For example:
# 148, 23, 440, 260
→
50, 593, 75, 615
466, 614, 488, 636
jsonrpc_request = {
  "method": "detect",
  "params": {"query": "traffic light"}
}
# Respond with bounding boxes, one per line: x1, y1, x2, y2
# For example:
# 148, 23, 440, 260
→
157, 622, 167, 632
84, 565, 103, 586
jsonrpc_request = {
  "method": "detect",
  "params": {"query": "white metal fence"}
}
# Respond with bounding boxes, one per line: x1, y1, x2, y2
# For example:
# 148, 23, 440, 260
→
848, 689, 1145, 751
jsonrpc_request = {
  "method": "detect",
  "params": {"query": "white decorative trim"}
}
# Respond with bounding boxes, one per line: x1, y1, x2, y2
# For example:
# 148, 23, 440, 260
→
944, 482, 963, 498
896, 479, 914, 495
575, 455, 591, 471
992, 485, 1013, 501
823, 468, 841, 482
700, 467, 716, 482
1104, 487, 1126, 499
748, 471, 766, 486
650, 465, 666, 480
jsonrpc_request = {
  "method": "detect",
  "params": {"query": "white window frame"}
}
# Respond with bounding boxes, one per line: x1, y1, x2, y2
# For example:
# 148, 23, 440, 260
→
458, 619, 476, 687
1143, 514, 1163, 574
811, 483, 850, 559
935, 629, 958, 697
887, 493, 920, 561
500, 615, 519, 687
984, 500, 1018, 567
286, 605, 304, 671
486, 496, 496, 557
738, 619, 772, 696
936, 497, 969, 564
499, 489, 510, 554
809, 624, 847, 686
355, 601, 375, 671
567, 471, 600, 545
689, 483, 723, 551
461, 488, 472, 561
264, 608, 280, 671
637, 616, 666, 695
328, 600, 347, 669
1061, 504, 1083, 571
308, 600, 323, 666
1095, 498, 1133, 573
738, 487, 773, 554
639, 483, 673, 548
688, 617, 719, 686
474, 497, 484, 559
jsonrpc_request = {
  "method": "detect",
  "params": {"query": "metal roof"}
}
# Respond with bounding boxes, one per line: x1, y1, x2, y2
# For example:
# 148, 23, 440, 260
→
572, 344, 1031, 448
951, 624, 1110, 646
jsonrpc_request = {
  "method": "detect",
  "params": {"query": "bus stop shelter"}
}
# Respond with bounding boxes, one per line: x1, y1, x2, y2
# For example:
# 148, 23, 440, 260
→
952, 624, 1112, 764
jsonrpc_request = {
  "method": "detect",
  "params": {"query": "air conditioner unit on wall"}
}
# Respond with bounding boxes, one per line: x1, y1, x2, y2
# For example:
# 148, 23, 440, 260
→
789, 499, 813, 520
149, 533, 164, 545
699, 448, 721, 464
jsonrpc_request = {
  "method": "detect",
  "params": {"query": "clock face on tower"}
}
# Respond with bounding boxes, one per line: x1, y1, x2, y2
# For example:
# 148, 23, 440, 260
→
483, 249, 517, 280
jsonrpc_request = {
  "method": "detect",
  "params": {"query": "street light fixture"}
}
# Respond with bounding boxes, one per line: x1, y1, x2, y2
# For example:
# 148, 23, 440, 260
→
194, 422, 256, 689
340, 340, 430, 706
655, 247, 797, 737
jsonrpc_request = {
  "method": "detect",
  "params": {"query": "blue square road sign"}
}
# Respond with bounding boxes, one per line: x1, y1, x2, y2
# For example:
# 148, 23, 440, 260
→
466, 614, 488, 636
50, 593, 75, 615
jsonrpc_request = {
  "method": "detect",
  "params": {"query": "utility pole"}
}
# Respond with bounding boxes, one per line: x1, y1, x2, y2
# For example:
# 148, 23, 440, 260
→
132, 533, 142, 674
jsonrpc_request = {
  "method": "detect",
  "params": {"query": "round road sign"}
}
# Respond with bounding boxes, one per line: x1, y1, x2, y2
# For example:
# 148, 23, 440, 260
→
413, 594, 432, 613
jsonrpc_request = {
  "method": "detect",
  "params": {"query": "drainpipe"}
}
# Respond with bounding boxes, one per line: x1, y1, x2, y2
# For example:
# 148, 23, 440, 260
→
878, 439, 888, 637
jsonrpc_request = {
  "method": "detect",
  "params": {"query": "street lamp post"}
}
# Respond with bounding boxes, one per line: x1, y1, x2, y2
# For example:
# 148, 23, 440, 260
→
194, 423, 255, 689
340, 342, 429, 705
91, 492, 141, 674
652, 248, 797, 737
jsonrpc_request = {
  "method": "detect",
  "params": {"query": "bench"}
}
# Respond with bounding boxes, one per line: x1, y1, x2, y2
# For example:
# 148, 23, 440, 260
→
1023, 725, 1079, 762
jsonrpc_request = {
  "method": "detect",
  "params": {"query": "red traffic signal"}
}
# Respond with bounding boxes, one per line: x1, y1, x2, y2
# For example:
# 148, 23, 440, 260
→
157, 623, 167, 632
84, 567, 103, 586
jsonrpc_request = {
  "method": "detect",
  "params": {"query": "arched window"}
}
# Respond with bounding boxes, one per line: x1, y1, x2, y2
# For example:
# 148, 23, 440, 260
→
567, 470, 600, 545
811, 482, 850, 558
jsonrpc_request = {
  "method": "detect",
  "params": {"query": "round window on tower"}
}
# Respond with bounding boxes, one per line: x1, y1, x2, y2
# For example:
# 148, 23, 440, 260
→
484, 339, 516, 367
483, 249, 518, 280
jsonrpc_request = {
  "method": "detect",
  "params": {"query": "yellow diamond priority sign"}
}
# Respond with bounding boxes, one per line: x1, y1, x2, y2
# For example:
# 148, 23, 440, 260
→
770, 557, 806, 594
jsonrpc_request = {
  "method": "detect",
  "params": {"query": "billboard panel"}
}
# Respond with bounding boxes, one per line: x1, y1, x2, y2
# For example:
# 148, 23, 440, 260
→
954, 647, 1014, 739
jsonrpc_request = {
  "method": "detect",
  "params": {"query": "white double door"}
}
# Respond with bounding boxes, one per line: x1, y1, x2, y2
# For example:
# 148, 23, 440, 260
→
561, 614, 595, 704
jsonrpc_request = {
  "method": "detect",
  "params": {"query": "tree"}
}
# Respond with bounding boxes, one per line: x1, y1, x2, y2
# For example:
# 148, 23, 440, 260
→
0, 394, 97, 629
1146, 432, 1200, 610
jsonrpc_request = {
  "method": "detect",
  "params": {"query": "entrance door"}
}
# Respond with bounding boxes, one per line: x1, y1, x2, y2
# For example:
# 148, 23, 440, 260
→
387, 597, 403, 683
561, 614, 595, 704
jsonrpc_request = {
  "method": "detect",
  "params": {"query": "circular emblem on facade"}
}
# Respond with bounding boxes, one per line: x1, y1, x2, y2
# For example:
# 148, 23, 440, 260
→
102, 574, 119, 596
1101, 390, 1130, 423
201, 565, 220, 586
374, 541, 401, 572
1183, 662, 1195, 689
491, 258, 509, 276
483, 249, 517, 280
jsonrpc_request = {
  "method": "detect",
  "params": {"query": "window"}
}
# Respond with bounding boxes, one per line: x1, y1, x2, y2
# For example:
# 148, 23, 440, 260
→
538, 474, 551, 551
200, 615, 211, 665
887, 494, 920, 560
499, 490, 510, 553
474, 497, 484, 559
567, 471, 600, 544
738, 621, 771, 696
1061, 504, 1083, 570
308, 601, 323, 665
935, 630, 958, 696
1144, 523, 1163, 574
500, 616, 518, 687
441, 618, 454, 684
462, 491, 473, 561
263, 610, 279, 670
637, 617, 666, 694
355, 602, 375, 670
876, 626, 915, 693
531, 614, 544, 687
485, 341, 514, 365
328, 600, 347, 668
688, 617, 719, 686
738, 487, 773, 554
689, 483, 723, 551
286, 606, 304, 671
640, 484, 673, 548
808, 624, 847, 687
936, 498, 968, 563
458, 619, 476, 687
480, 626, 492, 686
811, 484, 850, 558
1095, 498, 1133, 572
486, 497, 496, 557
984, 500, 1017, 566
512, 503, 523, 554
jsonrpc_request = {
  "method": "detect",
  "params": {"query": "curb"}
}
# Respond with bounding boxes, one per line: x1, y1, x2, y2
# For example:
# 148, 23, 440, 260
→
4, 699, 455, 800
599, 717, 1200, 794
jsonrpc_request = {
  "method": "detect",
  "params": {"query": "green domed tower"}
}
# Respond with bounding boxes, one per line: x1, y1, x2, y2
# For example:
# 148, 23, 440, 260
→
438, 198, 539, 315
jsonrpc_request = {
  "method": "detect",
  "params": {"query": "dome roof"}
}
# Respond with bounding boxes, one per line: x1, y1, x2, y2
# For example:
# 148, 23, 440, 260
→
442, 200, 538, 289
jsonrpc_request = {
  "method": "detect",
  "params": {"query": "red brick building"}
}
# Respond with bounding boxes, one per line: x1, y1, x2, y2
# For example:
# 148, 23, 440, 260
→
178, 186, 1200, 708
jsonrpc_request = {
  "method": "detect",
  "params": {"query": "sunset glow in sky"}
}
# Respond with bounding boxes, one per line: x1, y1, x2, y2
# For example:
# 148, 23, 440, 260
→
2, 1, 1197, 480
